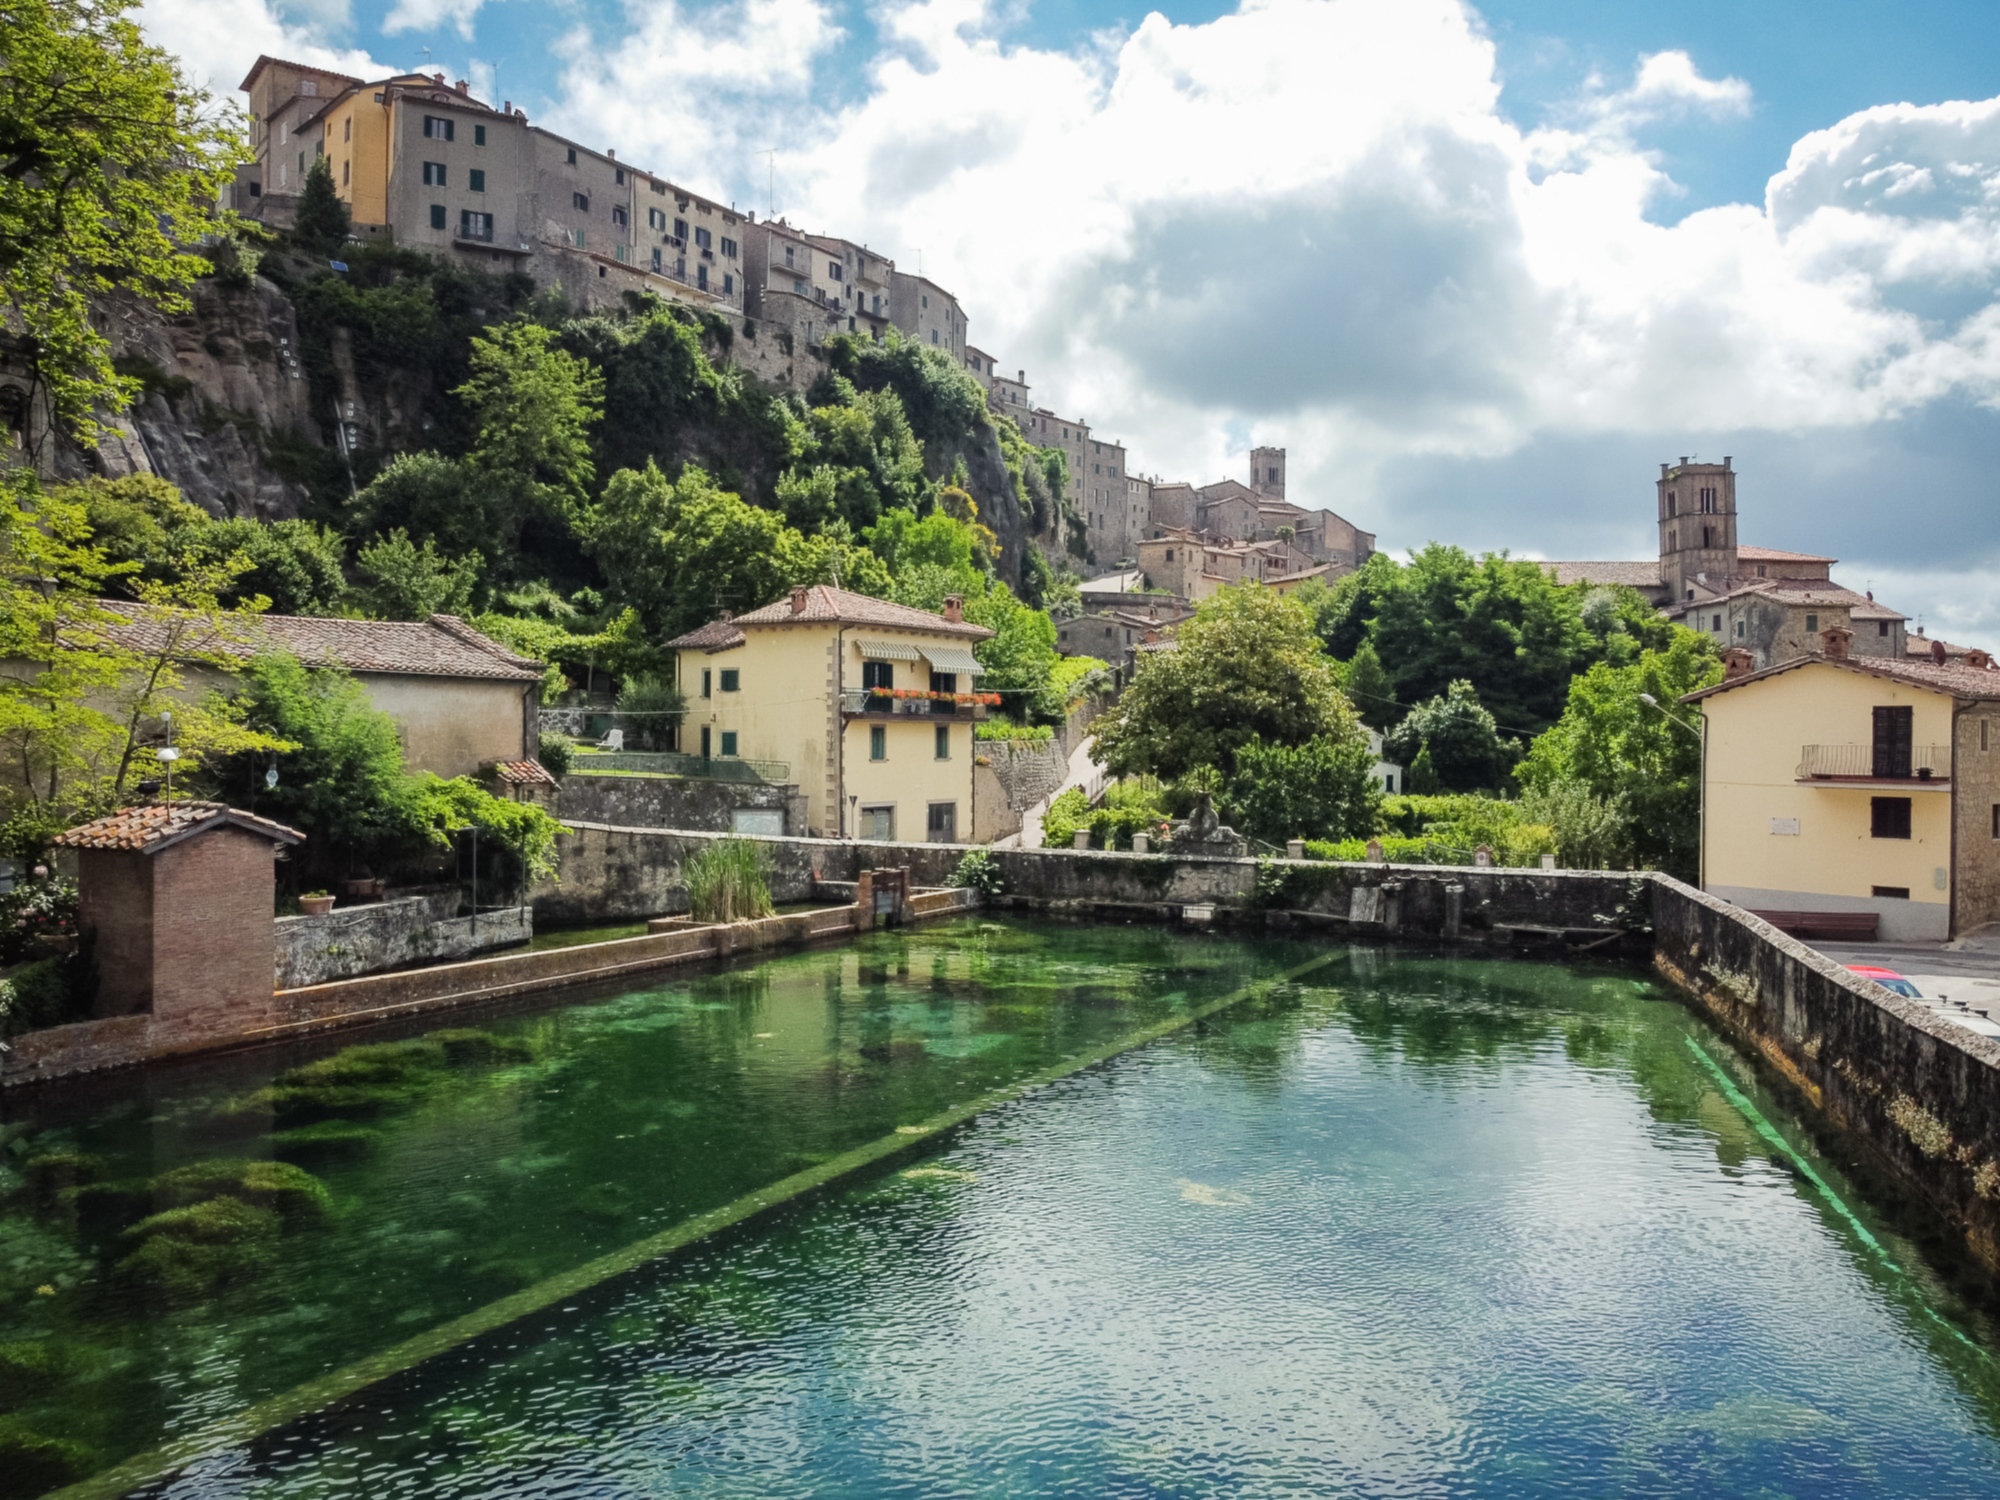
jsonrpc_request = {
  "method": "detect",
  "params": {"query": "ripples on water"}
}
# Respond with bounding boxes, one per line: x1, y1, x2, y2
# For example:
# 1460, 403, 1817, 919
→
4, 923, 2000, 1498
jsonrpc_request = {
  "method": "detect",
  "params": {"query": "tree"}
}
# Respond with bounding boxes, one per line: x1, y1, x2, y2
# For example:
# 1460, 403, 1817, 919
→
585, 463, 791, 641
1385, 680, 1512, 793
357, 529, 481, 619
454, 319, 604, 547
1093, 584, 1354, 782
1222, 734, 1381, 845
1515, 628, 1722, 879
1339, 641, 1397, 728
293, 153, 351, 256
0, 0, 249, 448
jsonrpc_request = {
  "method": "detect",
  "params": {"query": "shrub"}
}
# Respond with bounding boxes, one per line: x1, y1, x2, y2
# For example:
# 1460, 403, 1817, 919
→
0, 877, 78, 964
974, 719, 1054, 742
0, 946, 94, 1039
946, 848, 1004, 895
683, 838, 774, 924
538, 731, 574, 775
616, 673, 686, 752
1220, 733, 1379, 846
1043, 778, 1170, 850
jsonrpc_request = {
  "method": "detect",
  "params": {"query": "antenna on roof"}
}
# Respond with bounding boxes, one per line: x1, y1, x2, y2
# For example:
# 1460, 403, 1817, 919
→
760, 148, 776, 217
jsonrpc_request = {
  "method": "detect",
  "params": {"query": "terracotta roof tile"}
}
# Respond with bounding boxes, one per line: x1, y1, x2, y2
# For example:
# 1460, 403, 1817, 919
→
95, 604, 545, 682
1738, 545, 1836, 563
726, 585, 993, 638
54, 801, 304, 852
665, 617, 749, 652
1686, 652, 2000, 704
1542, 561, 1664, 588
489, 759, 558, 787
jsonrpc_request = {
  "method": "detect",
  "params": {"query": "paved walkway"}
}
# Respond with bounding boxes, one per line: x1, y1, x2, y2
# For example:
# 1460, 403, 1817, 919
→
1001, 735, 1104, 850
1811, 922, 2000, 1040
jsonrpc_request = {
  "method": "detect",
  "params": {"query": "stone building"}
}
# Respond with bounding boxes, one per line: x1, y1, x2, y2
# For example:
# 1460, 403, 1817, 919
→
1020, 408, 1092, 524
1081, 436, 1133, 563
889, 271, 967, 359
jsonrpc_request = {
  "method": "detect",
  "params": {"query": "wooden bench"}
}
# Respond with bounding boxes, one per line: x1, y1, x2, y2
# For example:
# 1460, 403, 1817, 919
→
1749, 909, 1879, 941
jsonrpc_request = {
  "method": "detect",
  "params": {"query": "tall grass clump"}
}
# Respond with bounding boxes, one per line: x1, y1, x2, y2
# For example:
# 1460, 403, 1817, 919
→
683, 838, 774, 923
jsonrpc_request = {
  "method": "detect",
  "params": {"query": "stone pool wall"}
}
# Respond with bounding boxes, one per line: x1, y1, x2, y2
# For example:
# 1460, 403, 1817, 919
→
1651, 877, 2000, 1273
275, 897, 531, 989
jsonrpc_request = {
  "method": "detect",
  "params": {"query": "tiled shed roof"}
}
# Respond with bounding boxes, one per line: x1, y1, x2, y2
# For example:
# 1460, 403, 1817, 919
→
731, 585, 993, 637
95, 604, 544, 682
665, 617, 749, 653
1738, 545, 1836, 563
489, 759, 557, 787
53, 801, 304, 853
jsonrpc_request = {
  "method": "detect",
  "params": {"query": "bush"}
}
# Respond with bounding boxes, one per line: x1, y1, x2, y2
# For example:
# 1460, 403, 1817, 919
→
1385, 679, 1515, 792
0, 944, 94, 1039
1042, 778, 1170, 851
975, 719, 1055, 742
946, 848, 1004, 895
0, 878, 78, 965
683, 838, 773, 923
616, 673, 685, 751
538, 731, 574, 775
1220, 733, 1379, 846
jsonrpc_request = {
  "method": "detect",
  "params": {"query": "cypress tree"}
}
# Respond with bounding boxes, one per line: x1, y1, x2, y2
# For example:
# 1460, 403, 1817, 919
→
294, 155, 351, 256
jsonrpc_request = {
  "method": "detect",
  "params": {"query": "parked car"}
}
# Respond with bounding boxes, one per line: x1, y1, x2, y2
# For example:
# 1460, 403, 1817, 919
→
1847, 965, 1923, 999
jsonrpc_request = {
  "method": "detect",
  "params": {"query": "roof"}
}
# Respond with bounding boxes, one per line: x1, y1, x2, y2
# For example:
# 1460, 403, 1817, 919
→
666, 617, 748, 653
1685, 652, 2000, 705
238, 55, 365, 92
1079, 571, 1144, 595
1542, 561, 1664, 588
727, 585, 992, 638
94, 604, 545, 682
1673, 577, 1879, 612
1738, 545, 1836, 564
1907, 632, 1978, 659
489, 759, 557, 787
54, 801, 304, 853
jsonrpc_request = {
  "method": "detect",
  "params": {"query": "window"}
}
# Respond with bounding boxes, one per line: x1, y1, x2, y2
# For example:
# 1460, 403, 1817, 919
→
1805, 613, 1819, 634
458, 210, 492, 241
935, 725, 950, 760
300, 79, 318, 97
650, 180, 666, 195
572, 191, 589, 212
574, 229, 586, 248
1878, 620, 1890, 637
699, 725, 710, 758
429, 203, 446, 230
719, 669, 739, 693
1757, 565, 1767, 577
694, 226, 712, 250
697, 264, 708, 291
921, 294, 929, 308
870, 725, 887, 761
1985, 720, 1992, 753
1712, 614, 1721, 631
341, 159, 350, 185
422, 161, 447, 185
721, 237, 737, 258
862, 805, 894, 840
615, 168, 626, 185
468, 168, 485, 192
720, 731, 737, 757
1992, 803, 1999, 838
648, 207, 664, 230
1873, 706, 1913, 778
675, 218, 689, 240
1872, 885, 1911, 899
343, 116, 351, 142
612, 206, 628, 227
931, 329, 938, 344
566, 147, 577, 165
701, 669, 712, 698
474, 124, 486, 146
927, 802, 957, 841
423, 115, 454, 141
1871, 797, 1912, 839
651, 246, 661, 272
723, 273, 734, 295
827, 260, 843, 281
248, 180, 261, 197
1735, 620, 1745, 638
862, 660, 893, 691
783, 244, 794, 265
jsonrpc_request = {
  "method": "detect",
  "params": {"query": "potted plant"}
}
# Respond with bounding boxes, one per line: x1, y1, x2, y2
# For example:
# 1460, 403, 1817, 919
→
300, 891, 336, 916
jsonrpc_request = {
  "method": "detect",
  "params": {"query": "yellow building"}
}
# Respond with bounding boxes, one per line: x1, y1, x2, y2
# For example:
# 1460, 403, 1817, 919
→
668, 586, 994, 842
1687, 632, 2000, 941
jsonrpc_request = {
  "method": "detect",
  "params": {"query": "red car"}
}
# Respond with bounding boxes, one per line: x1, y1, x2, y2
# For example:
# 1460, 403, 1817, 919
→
1848, 965, 1923, 999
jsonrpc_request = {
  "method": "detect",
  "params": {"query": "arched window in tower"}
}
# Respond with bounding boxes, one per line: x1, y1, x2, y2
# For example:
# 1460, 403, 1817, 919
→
1667, 492, 1677, 517
1668, 527, 1676, 551
1703, 525, 1712, 548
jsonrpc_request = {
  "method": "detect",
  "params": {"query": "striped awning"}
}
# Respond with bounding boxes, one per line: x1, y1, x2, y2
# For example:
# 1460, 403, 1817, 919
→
920, 644, 986, 676
855, 639, 922, 661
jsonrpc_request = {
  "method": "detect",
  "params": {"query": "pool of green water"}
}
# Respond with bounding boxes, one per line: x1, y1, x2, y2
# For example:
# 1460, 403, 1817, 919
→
3, 920, 1999, 1497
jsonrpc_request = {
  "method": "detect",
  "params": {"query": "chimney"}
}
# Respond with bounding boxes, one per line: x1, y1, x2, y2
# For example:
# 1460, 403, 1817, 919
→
1932, 638, 1948, 666
1822, 625, 1853, 662
1679, 455, 1689, 467
607, 148, 616, 159
1017, 369, 1025, 384
789, 586, 809, 615
1723, 647, 1755, 680
1967, 648, 1994, 670
503, 99, 512, 114
433, 72, 445, 84
942, 594, 964, 624
454, 79, 469, 94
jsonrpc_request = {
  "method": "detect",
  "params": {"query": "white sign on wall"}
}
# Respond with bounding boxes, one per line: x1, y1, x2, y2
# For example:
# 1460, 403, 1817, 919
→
1770, 817, 1801, 836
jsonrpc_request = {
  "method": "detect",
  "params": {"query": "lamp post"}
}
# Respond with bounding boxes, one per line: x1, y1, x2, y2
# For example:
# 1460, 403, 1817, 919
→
156, 712, 180, 802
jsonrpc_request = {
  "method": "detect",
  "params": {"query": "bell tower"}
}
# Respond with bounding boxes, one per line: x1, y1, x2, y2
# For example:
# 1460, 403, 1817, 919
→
1658, 455, 1737, 602
1251, 446, 1285, 500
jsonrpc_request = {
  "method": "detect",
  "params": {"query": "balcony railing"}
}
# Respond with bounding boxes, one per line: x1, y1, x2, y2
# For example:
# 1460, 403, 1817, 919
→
1796, 744, 1951, 782
840, 689, 991, 720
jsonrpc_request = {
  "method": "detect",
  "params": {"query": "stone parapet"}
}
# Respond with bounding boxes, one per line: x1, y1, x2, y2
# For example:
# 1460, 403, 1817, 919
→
276, 898, 531, 989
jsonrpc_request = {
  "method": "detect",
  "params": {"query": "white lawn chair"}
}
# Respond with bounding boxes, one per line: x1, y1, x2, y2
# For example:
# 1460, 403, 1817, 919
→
592, 728, 624, 751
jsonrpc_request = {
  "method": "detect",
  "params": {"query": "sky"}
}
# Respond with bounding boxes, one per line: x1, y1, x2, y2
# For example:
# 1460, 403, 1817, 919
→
141, 0, 2000, 641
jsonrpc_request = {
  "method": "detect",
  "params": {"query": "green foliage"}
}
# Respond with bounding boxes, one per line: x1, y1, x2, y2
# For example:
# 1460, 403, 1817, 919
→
975, 719, 1054, 742
293, 153, 351, 256
0, 876, 78, 963
1519, 779, 1629, 870
1338, 640, 1396, 729
821, 331, 990, 454
349, 453, 488, 567
455, 319, 605, 546
616, 673, 686, 751
1384, 680, 1514, 793
473, 594, 657, 698
1043, 778, 1171, 850
682, 838, 774, 923
0, 951, 92, 1039
356, 528, 481, 619
407, 774, 565, 883
1220, 733, 1381, 846
537, 732, 573, 775
1515, 627, 1722, 879
1094, 585, 1355, 782
0, 0, 250, 446
1365, 792, 1557, 865
946, 848, 1005, 895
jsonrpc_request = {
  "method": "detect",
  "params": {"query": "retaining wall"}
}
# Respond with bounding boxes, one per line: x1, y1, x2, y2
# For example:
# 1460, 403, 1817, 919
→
275, 898, 530, 988
555, 772, 807, 835
1651, 876, 2000, 1271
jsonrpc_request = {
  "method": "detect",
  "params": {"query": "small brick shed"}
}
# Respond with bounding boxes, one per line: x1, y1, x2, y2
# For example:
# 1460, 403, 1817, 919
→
54, 802, 304, 1031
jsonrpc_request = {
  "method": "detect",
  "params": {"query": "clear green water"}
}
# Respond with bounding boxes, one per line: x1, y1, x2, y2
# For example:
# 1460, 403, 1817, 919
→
4, 921, 2000, 1497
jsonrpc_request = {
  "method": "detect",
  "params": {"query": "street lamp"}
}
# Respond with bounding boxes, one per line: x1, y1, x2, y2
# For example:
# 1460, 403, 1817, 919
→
156, 712, 181, 801
1638, 693, 1701, 738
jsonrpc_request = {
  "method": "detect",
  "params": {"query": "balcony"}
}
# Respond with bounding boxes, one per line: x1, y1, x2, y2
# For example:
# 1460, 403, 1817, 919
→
1796, 744, 1951, 786
840, 689, 991, 720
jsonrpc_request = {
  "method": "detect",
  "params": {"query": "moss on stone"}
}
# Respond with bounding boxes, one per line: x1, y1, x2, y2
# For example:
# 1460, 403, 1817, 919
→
21, 1150, 103, 1206
0, 1418, 95, 1497
272, 1120, 382, 1164
115, 1196, 283, 1302
149, 1159, 331, 1224
0, 1342, 67, 1412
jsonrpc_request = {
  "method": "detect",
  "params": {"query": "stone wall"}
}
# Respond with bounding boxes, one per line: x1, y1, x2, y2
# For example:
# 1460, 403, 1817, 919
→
275, 896, 531, 989
555, 773, 807, 835
1651, 876, 2000, 1272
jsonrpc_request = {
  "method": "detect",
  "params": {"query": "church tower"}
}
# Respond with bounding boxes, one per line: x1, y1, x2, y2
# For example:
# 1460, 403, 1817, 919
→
1251, 446, 1285, 501
1658, 456, 1737, 601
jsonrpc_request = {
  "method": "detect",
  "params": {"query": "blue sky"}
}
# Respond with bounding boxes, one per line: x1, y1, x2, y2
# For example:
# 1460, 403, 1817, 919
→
148, 0, 2000, 639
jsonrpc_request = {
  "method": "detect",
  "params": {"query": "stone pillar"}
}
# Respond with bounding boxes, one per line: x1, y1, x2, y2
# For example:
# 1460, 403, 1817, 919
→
1072, 830, 1092, 850
1443, 883, 1465, 940
1382, 879, 1405, 932
1286, 839, 1305, 860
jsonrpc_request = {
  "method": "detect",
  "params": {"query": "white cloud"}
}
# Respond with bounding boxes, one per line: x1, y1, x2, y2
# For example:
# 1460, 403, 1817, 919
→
383, 0, 489, 42
139, 0, 387, 93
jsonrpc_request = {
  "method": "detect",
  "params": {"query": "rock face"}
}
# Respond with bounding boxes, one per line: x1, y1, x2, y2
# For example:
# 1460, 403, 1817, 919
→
59, 279, 324, 519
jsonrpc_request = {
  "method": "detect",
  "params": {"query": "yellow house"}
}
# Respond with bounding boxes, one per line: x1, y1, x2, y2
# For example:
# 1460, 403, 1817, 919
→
668, 586, 995, 842
1687, 632, 2000, 941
